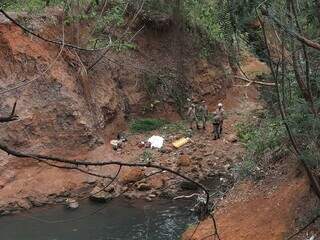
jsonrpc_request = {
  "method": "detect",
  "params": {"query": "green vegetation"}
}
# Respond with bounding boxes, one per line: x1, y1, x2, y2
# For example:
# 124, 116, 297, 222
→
184, 0, 223, 42
235, 112, 287, 179
130, 118, 189, 136
142, 71, 189, 113
228, 0, 320, 185
130, 118, 168, 133
160, 121, 189, 136
143, 0, 173, 15
236, 116, 285, 157
1, 0, 64, 12
139, 150, 153, 163
233, 159, 258, 180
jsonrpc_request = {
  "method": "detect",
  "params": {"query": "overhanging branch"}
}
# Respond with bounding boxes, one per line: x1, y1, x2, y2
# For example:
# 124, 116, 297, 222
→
261, 8, 320, 51
0, 142, 210, 206
235, 75, 275, 86
0, 100, 18, 122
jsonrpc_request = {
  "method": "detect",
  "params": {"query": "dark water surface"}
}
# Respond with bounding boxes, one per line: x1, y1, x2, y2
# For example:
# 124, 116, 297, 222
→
0, 198, 196, 240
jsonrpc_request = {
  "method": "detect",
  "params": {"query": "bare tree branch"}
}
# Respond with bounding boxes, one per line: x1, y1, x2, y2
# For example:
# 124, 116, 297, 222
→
21, 170, 165, 223
0, 142, 210, 206
86, 0, 145, 71
286, 214, 320, 240
235, 75, 275, 86
0, 18, 66, 96
0, 9, 109, 52
257, 9, 320, 200
0, 100, 19, 123
79, 165, 122, 201
261, 7, 320, 52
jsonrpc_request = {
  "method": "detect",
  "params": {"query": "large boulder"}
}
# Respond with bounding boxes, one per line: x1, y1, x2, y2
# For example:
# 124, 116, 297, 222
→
119, 168, 145, 184
137, 183, 151, 191
65, 198, 79, 209
177, 155, 192, 167
89, 186, 115, 202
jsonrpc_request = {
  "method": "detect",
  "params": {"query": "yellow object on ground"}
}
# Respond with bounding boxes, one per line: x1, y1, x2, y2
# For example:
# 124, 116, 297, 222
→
172, 137, 190, 148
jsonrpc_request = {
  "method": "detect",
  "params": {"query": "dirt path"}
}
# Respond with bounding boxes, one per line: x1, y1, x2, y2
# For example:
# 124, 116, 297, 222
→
181, 57, 312, 240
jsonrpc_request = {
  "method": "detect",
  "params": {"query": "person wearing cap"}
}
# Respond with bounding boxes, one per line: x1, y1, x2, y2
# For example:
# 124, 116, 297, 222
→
196, 100, 208, 129
215, 103, 225, 135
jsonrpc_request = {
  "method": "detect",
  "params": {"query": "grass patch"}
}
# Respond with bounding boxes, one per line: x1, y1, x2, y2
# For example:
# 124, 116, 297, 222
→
139, 150, 153, 163
160, 121, 189, 136
234, 113, 287, 179
2, 0, 65, 12
233, 159, 260, 180
130, 118, 168, 133
235, 115, 286, 160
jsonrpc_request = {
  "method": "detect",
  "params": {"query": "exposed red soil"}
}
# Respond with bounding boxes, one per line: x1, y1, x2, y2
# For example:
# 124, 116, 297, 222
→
0, 11, 316, 240
0, 12, 231, 213
183, 169, 310, 240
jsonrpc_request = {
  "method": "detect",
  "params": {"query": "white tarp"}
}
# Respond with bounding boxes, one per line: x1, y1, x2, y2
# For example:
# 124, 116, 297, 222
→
148, 135, 164, 149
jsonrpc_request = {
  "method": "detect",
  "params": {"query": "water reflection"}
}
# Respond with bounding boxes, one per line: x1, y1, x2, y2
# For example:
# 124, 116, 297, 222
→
0, 198, 196, 240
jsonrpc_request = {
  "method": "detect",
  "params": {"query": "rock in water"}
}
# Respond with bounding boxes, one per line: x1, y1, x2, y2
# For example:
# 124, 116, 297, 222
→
89, 186, 114, 202
66, 198, 79, 209
137, 183, 151, 191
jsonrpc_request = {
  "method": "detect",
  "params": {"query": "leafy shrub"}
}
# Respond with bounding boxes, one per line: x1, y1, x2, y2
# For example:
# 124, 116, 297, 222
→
236, 115, 286, 159
286, 100, 320, 168
2, 0, 65, 12
142, 72, 189, 114
130, 118, 168, 133
140, 150, 153, 163
235, 113, 287, 179
143, 0, 173, 15
184, 0, 223, 42
93, 0, 126, 33
233, 159, 258, 180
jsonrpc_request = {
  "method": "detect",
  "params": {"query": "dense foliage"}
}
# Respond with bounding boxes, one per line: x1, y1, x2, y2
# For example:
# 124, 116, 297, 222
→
233, 0, 320, 181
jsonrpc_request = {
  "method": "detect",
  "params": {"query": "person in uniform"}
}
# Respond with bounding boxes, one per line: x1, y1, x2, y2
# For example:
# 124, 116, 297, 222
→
212, 112, 221, 140
215, 103, 225, 135
197, 100, 209, 129
187, 101, 199, 130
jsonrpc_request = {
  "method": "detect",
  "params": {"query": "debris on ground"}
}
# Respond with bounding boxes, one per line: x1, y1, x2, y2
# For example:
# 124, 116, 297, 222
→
110, 139, 123, 150
172, 137, 190, 148
226, 134, 238, 143
117, 132, 128, 142
148, 135, 164, 149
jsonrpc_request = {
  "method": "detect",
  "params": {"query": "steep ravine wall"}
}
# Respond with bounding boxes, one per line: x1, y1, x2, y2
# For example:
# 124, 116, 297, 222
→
0, 12, 231, 213
0, 13, 231, 154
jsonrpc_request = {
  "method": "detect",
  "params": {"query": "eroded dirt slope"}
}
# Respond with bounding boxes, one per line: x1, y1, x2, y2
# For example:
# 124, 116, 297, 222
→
0, 12, 231, 214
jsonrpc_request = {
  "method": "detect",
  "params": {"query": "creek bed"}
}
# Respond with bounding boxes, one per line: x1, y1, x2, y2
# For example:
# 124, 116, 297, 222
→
0, 198, 196, 240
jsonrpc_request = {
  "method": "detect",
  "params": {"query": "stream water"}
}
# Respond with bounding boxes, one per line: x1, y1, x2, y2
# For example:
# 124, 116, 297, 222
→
0, 198, 196, 240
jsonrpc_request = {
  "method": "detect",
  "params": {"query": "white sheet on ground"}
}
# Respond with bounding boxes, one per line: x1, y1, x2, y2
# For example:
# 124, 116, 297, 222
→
148, 135, 164, 149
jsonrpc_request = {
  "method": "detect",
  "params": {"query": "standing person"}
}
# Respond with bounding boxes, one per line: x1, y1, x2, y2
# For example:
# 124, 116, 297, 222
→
187, 102, 199, 130
197, 100, 208, 129
215, 103, 225, 135
212, 112, 221, 140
